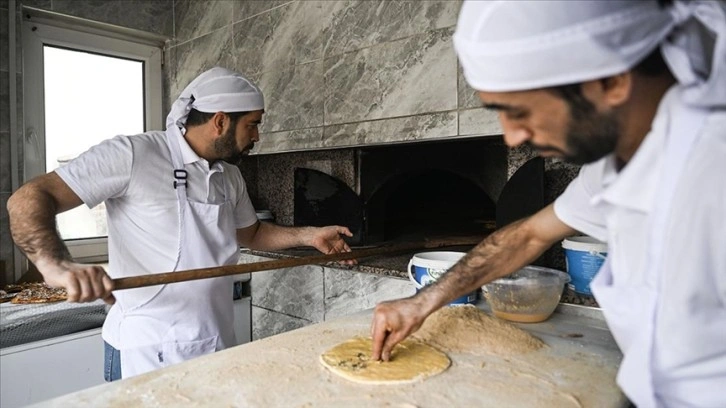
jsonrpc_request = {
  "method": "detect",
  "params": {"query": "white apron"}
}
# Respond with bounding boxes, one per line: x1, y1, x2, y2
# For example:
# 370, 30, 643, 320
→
590, 102, 708, 407
118, 130, 239, 378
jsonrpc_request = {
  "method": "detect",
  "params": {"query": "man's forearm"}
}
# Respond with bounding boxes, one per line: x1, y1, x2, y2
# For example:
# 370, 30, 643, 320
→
7, 186, 72, 265
245, 222, 314, 251
416, 215, 560, 313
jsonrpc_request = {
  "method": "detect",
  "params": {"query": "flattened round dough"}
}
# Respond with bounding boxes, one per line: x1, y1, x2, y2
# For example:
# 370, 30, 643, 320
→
319, 336, 450, 384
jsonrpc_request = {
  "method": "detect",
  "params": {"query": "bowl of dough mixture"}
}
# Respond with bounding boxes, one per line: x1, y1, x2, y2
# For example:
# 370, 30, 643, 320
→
482, 266, 569, 323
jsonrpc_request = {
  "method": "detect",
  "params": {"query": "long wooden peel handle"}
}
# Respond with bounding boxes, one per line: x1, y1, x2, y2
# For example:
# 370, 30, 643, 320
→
111, 238, 480, 291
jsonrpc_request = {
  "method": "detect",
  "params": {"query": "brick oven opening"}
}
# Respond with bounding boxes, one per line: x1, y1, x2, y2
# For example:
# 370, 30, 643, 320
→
295, 138, 517, 246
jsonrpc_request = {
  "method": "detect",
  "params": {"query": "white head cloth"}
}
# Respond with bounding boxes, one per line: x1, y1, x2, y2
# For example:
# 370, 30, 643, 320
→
454, 0, 726, 108
165, 67, 264, 134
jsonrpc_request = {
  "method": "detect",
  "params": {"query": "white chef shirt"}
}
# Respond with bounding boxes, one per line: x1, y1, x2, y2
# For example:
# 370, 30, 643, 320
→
55, 130, 258, 347
554, 87, 726, 406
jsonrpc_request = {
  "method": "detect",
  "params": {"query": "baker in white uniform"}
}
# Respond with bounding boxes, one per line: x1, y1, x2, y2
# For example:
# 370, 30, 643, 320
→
370, 1, 726, 406
7, 67, 354, 380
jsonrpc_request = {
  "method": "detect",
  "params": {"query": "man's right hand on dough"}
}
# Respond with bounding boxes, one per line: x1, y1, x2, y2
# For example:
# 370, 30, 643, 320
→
370, 298, 430, 362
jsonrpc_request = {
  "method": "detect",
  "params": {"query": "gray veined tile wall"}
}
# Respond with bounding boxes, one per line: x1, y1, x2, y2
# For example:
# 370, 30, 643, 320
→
323, 268, 415, 321
458, 62, 481, 109
51, 0, 173, 37
255, 127, 324, 155
173, 0, 233, 45
459, 108, 501, 137
232, 0, 294, 26
322, 0, 459, 57
250, 263, 325, 323
322, 111, 457, 148
323, 27, 457, 126
256, 60, 325, 133
232, 1, 341, 77
251, 306, 308, 341
170, 25, 237, 100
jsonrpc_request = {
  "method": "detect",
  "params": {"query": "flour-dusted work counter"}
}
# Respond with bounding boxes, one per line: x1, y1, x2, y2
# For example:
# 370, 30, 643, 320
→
28, 302, 626, 407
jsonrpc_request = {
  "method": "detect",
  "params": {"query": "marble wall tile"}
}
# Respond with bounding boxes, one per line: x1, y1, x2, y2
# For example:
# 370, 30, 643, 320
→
324, 27, 456, 125
253, 149, 356, 225
251, 305, 310, 341
168, 26, 236, 100
17, 0, 52, 8
458, 62, 481, 109
51, 0, 173, 37
238, 253, 271, 264
0, 69, 8, 134
255, 127, 324, 155
250, 264, 325, 323
322, 112, 457, 147
232, 1, 340, 77
0, 7, 20, 73
1, 192, 13, 286
1, 8, 7, 72
173, 0, 233, 44
323, 0, 460, 57
458, 108, 502, 137
233, 0, 293, 24
256, 61, 325, 133
0, 132, 9, 193
324, 268, 415, 321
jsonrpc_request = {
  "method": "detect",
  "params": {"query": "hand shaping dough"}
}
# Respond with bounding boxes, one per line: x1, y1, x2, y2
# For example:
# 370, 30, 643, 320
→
320, 336, 450, 384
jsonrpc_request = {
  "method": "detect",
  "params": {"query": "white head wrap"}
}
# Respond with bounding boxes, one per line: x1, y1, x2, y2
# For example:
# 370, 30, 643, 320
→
165, 67, 264, 134
454, 0, 726, 108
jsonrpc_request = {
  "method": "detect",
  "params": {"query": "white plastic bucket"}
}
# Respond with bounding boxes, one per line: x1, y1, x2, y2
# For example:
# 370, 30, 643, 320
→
562, 236, 608, 295
407, 251, 477, 305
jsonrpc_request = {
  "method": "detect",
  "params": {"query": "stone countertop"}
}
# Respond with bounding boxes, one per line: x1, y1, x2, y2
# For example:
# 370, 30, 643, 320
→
30, 302, 626, 407
242, 247, 600, 307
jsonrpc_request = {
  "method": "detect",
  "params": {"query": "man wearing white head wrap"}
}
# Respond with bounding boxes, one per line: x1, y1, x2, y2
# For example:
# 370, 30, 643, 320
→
371, 1, 725, 406
8, 67, 354, 379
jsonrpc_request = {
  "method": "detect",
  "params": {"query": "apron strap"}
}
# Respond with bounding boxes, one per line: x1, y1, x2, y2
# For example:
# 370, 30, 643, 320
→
165, 127, 189, 270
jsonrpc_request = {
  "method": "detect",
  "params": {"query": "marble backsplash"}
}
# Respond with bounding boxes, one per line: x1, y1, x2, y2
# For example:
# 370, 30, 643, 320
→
243, 253, 415, 340
164, 0, 502, 154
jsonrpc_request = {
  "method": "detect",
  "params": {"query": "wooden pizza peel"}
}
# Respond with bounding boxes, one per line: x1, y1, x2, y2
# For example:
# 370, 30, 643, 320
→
111, 237, 482, 291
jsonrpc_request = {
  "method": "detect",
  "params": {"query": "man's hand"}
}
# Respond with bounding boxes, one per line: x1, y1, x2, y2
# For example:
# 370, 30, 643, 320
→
370, 297, 432, 361
309, 225, 356, 265
35, 259, 115, 304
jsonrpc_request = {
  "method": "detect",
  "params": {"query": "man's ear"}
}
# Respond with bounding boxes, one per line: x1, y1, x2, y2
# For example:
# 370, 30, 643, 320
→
211, 112, 227, 136
599, 73, 632, 108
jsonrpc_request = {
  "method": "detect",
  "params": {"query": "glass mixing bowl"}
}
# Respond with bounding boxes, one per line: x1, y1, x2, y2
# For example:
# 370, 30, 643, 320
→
482, 266, 570, 323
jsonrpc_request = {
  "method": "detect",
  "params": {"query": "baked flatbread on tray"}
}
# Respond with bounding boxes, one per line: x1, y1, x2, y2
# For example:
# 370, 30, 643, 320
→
3, 283, 67, 304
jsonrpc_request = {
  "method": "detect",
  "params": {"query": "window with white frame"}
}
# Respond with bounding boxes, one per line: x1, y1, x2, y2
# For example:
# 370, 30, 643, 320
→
20, 8, 165, 266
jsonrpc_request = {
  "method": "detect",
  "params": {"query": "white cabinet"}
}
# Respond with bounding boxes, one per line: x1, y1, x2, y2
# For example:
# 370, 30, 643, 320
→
0, 328, 104, 408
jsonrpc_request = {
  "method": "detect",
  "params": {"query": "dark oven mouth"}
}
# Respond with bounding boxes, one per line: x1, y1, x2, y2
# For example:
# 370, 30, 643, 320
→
294, 138, 544, 246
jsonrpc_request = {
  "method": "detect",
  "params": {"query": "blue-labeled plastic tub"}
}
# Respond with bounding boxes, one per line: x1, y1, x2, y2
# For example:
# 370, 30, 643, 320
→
562, 236, 608, 295
408, 251, 477, 305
